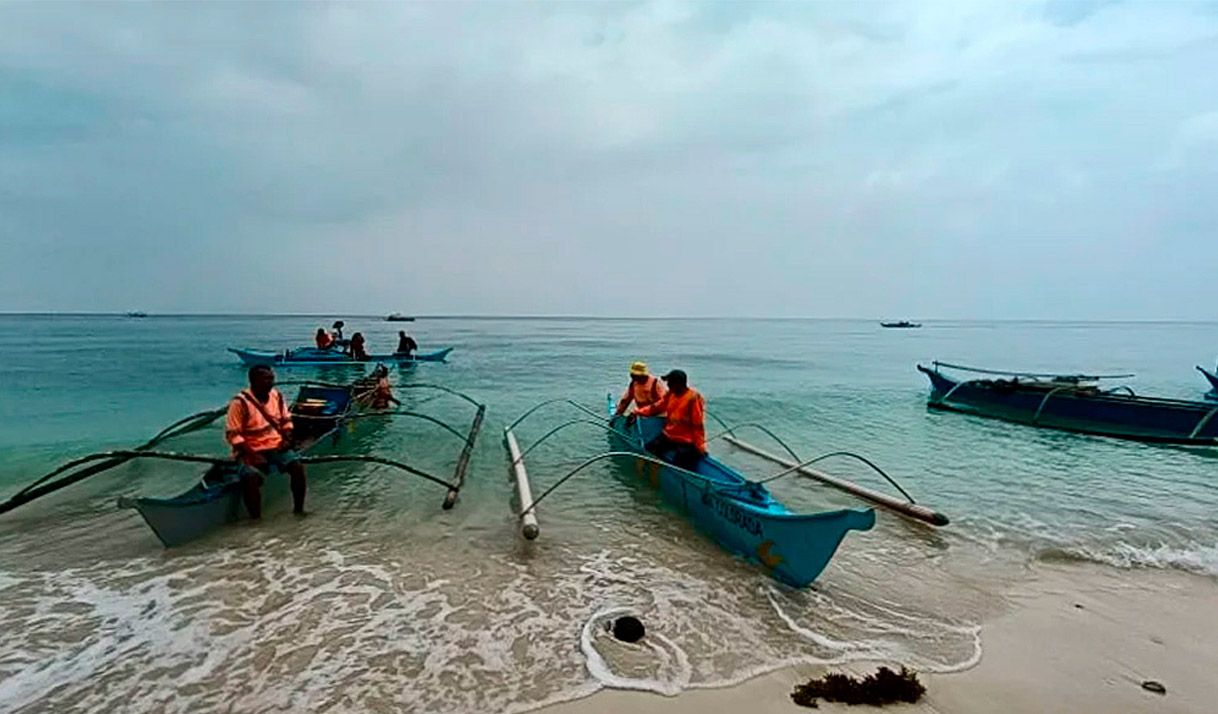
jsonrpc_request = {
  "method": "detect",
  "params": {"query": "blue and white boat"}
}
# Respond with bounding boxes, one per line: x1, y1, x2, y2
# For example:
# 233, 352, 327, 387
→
605, 405, 875, 588
229, 346, 453, 367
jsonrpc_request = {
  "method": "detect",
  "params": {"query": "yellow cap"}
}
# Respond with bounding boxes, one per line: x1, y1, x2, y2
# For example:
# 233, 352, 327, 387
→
630, 361, 649, 376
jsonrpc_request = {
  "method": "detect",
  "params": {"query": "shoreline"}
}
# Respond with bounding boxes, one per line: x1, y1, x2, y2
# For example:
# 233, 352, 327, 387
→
538, 562, 1218, 714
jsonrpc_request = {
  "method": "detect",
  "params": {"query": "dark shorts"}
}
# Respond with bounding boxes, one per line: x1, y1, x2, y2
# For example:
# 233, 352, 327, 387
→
240, 448, 301, 478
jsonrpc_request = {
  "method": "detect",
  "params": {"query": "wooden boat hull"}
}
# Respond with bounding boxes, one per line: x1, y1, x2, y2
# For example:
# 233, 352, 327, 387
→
119, 384, 355, 546
228, 346, 452, 367
607, 412, 874, 587
1198, 366, 1218, 401
920, 365, 1218, 446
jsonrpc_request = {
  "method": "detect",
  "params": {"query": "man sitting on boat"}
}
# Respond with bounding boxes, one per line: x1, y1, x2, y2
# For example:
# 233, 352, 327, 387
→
225, 365, 308, 517
395, 330, 418, 358
315, 327, 335, 349
330, 320, 349, 353
356, 364, 400, 410
631, 369, 706, 470
615, 361, 667, 416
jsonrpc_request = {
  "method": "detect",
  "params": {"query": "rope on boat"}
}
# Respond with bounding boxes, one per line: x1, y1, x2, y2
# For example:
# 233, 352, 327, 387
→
932, 361, 1135, 380
299, 455, 454, 490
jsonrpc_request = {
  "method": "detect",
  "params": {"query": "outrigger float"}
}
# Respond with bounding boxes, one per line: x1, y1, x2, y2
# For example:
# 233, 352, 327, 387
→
0, 370, 485, 547
502, 397, 947, 588
920, 362, 1218, 446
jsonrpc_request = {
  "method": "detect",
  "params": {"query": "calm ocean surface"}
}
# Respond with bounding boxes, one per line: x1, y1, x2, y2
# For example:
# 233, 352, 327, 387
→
1, 315, 1215, 712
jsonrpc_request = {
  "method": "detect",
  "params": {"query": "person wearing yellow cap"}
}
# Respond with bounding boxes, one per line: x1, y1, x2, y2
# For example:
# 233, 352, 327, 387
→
614, 361, 667, 416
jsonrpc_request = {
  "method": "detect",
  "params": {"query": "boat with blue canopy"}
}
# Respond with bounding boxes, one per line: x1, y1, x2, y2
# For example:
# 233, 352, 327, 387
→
920, 361, 1218, 446
229, 346, 453, 367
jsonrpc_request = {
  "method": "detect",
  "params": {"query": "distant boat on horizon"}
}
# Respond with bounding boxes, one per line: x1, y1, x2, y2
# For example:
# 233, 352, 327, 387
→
386, 313, 415, 322
880, 320, 921, 328
125, 311, 149, 318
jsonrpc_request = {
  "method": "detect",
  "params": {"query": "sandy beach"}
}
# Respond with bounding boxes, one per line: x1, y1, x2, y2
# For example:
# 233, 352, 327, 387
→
542, 562, 1218, 714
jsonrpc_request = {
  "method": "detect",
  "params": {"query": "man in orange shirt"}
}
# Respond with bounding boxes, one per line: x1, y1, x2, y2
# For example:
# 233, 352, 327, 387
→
225, 365, 308, 518
633, 369, 706, 470
615, 361, 666, 416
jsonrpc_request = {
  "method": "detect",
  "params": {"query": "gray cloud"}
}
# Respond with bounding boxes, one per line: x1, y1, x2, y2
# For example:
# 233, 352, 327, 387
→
1, 1, 1216, 317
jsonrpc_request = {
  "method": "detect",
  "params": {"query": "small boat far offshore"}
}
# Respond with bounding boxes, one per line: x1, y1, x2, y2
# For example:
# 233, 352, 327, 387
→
229, 346, 453, 367
880, 320, 921, 328
919, 362, 1218, 446
1198, 365, 1218, 400
386, 313, 416, 322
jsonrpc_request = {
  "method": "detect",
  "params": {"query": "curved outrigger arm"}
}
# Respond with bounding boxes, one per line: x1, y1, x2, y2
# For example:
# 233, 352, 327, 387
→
394, 383, 483, 409
755, 450, 916, 502
706, 422, 802, 464
0, 406, 229, 517
298, 409, 472, 444
298, 455, 455, 490
510, 418, 638, 466
521, 450, 742, 518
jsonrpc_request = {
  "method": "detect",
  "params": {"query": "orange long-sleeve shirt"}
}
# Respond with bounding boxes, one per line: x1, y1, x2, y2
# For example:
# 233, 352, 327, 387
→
636, 387, 706, 453
617, 375, 666, 414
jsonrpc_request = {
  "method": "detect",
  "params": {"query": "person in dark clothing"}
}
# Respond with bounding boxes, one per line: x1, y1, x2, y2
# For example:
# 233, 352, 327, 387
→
396, 331, 418, 357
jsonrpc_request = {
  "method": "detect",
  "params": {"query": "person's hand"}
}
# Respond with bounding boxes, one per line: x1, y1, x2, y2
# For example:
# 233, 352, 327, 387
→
625, 414, 637, 427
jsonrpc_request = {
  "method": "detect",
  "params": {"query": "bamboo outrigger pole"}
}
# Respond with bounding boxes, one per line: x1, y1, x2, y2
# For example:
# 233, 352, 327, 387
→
503, 426, 540, 539
444, 404, 485, 509
724, 436, 950, 527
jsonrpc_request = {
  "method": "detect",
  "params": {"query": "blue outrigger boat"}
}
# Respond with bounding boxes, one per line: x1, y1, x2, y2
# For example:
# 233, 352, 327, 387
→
229, 346, 453, 367
920, 362, 1218, 446
2, 371, 485, 547
502, 398, 877, 588
1198, 365, 1218, 401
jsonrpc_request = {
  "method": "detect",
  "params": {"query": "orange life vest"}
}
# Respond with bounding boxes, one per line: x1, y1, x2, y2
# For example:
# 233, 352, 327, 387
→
621, 375, 665, 412
225, 388, 293, 453
639, 388, 706, 453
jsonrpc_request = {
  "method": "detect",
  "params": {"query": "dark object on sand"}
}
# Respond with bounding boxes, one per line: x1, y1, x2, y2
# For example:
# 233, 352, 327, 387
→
610, 616, 645, 643
791, 666, 925, 708
1141, 680, 1166, 695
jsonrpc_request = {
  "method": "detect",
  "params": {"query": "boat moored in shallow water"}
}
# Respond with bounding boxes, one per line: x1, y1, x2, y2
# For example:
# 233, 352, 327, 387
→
502, 397, 890, 588
1, 371, 485, 547
229, 346, 453, 367
920, 362, 1218, 446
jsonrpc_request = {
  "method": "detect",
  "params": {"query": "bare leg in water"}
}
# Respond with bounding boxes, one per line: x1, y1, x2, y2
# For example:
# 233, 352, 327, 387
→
241, 470, 263, 519
286, 461, 307, 514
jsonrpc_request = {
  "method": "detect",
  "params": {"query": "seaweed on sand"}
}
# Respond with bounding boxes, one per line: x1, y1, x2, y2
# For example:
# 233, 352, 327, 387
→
791, 666, 925, 708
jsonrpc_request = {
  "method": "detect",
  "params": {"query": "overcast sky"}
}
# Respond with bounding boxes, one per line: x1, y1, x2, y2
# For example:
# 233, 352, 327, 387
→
1, 1, 1216, 318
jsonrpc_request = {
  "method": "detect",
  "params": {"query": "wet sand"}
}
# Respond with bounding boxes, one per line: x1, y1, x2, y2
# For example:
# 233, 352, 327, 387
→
541, 562, 1218, 713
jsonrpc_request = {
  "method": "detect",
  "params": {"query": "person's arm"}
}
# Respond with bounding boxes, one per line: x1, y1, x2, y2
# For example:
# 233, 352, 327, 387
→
226, 399, 262, 463
691, 395, 707, 452
615, 384, 634, 415
277, 391, 294, 438
635, 393, 668, 418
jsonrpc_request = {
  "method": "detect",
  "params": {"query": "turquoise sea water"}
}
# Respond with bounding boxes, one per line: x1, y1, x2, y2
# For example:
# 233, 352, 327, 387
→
1, 315, 1215, 711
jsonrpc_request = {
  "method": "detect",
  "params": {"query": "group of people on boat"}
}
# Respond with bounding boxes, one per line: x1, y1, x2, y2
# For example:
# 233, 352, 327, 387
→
313, 320, 418, 361
615, 361, 707, 470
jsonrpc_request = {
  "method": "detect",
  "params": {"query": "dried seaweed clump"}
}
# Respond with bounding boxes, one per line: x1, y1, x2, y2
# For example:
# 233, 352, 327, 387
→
791, 666, 926, 708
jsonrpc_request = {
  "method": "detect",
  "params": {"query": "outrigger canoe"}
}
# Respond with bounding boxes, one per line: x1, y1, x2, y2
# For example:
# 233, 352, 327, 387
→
605, 408, 875, 587
920, 362, 1218, 446
501, 398, 877, 588
1198, 365, 1218, 400
2, 372, 486, 547
229, 346, 453, 367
